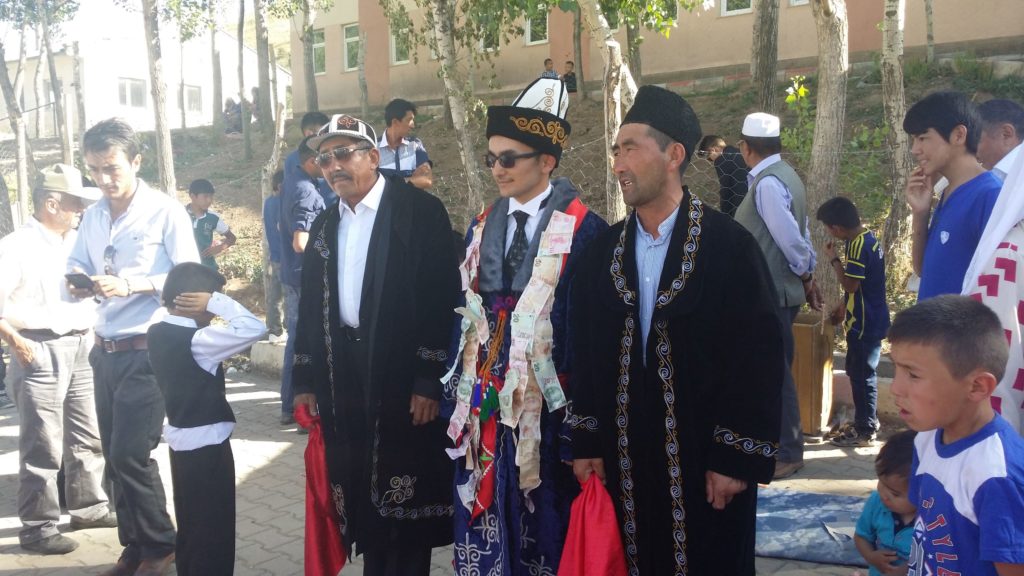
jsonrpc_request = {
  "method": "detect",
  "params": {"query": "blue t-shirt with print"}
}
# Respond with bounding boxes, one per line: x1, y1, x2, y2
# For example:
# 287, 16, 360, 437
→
856, 490, 914, 576
918, 171, 1000, 300
907, 415, 1024, 575
844, 230, 889, 341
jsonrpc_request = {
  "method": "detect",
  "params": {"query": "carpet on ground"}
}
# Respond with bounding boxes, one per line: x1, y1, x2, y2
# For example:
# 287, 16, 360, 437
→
756, 486, 868, 567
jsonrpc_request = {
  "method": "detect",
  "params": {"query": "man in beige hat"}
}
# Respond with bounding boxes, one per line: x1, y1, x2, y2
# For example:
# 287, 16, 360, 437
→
0, 164, 115, 555
734, 112, 822, 481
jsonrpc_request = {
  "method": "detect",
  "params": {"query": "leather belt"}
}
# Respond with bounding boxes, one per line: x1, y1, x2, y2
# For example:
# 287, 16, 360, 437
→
95, 334, 148, 353
20, 328, 89, 341
342, 325, 363, 343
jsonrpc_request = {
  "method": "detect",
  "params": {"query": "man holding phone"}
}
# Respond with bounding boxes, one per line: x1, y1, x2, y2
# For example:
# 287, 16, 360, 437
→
0, 164, 115, 555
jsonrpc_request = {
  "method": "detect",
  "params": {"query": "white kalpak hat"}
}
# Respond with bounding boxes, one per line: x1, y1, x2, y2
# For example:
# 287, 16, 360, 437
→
742, 112, 781, 138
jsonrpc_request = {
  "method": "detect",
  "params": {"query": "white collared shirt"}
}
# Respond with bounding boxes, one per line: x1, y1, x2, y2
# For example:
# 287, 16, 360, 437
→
504, 184, 553, 256
337, 174, 386, 328
0, 217, 96, 334
160, 292, 267, 451
993, 143, 1022, 182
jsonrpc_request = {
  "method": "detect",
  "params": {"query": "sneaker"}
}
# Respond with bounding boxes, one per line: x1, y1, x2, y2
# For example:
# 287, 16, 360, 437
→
831, 427, 877, 447
71, 511, 118, 530
21, 533, 79, 555
824, 422, 854, 441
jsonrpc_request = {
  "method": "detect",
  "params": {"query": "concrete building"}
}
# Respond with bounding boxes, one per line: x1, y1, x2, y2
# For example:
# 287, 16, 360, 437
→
291, 0, 1024, 114
1, 1, 291, 139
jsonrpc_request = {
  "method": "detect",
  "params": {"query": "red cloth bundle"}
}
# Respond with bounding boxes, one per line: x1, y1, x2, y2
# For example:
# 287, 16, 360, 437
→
557, 474, 628, 576
296, 404, 346, 576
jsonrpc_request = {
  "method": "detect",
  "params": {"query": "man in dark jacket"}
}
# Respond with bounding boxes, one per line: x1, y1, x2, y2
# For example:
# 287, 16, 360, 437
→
698, 134, 749, 217
292, 114, 460, 576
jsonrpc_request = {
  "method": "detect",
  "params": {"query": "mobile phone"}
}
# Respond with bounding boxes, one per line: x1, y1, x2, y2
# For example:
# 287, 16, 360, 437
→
65, 272, 95, 290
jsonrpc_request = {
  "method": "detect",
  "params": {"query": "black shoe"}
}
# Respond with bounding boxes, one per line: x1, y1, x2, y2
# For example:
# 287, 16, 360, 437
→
280, 413, 295, 425
21, 533, 79, 555
71, 511, 118, 530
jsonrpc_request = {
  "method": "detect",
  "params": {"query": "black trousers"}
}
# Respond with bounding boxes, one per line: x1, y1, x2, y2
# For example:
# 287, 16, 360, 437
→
169, 440, 235, 576
90, 348, 176, 560
362, 544, 432, 576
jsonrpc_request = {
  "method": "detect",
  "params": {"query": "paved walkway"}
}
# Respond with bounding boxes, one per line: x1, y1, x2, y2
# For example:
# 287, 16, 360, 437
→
0, 370, 884, 575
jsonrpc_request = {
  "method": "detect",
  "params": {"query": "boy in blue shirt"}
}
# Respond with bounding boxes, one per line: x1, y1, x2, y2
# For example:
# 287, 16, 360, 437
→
818, 197, 890, 446
888, 295, 1024, 576
147, 263, 266, 575
904, 91, 1000, 301
186, 179, 236, 270
855, 430, 917, 576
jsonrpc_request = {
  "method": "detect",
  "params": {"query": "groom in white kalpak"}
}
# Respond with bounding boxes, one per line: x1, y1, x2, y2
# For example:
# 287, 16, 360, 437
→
443, 77, 608, 574
962, 150, 1024, 434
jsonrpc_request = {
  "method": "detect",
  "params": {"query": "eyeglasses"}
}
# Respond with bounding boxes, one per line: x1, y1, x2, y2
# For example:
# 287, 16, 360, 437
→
315, 145, 372, 167
696, 150, 710, 159
103, 245, 116, 276
484, 151, 542, 169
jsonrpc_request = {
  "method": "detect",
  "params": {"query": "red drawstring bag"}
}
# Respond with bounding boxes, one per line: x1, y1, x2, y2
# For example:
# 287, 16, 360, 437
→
295, 404, 346, 576
557, 474, 628, 576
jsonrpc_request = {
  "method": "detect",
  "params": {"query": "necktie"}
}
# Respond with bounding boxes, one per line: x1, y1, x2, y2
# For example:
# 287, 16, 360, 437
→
504, 210, 531, 284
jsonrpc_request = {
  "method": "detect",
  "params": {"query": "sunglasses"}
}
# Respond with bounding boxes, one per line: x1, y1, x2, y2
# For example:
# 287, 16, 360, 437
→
484, 150, 542, 169
315, 144, 372, 167
696, 150, 710, 159
103, 245, 117, 276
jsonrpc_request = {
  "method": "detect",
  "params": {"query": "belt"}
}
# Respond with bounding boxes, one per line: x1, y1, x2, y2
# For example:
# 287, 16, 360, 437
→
342, 325, 363, 343
20, 328, 89, 341
95, 334, 148, 353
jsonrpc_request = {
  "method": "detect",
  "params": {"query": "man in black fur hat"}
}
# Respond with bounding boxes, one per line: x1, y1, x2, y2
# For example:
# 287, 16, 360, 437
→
569, 85, 786, 575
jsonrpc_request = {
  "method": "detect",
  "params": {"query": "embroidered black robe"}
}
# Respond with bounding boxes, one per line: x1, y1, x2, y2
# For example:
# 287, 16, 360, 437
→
292, 176, 461, 557
570, 191, 785, 576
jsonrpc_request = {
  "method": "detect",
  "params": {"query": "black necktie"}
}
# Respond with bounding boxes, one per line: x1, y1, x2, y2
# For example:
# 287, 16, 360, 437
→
504, 210, 531, 284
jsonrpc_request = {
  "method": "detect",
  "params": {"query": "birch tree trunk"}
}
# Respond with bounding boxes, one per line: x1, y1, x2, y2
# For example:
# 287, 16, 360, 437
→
924, 0, 934, 64
40, 7, 71, 162
270, 45, 280, 117
261, 102, 287, 316
0, 173, 14, 236
300, 0, 319, 112
881, 0, 915, 295
808, 0, 849, 310
141, 0, 177, 195
572, 5, 586, 100
0, 38, 35, 224
179, 40, 187, 130
428, 0, 484, 214
578, 0, 638, 223
751, 0, 780, 114
210, 4, 224, 136
238, 0, 253, 161
33, 33, 44, 138
254, 0, 274, 130
72, 41, 87, 148
358, 30, 369, 118
625, 22, 642, 84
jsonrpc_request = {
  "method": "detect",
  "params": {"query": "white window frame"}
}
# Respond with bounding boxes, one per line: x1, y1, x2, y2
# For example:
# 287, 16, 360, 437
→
390, 32, 410, 65
525, 12, 549, 45
118, 77, 147, 108
343, 24, 360, 72
721, 0, 754, 16
789, 0, 809, 5
312, 28, 326, 75
184, 85, 202, 113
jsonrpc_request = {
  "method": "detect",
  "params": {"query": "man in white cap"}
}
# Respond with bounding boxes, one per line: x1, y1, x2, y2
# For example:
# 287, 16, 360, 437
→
0, 164, 115, 555
734, 112, 821, 480
291, 114, 460, 575
445, 77, 608, 575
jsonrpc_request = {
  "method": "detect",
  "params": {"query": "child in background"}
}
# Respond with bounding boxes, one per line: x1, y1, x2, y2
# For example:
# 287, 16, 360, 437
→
147, 263, 266, 575
818, 197, 890, 446
186, 179, 237, 270
888, 295, 1024, 576
854, 430, 916, 576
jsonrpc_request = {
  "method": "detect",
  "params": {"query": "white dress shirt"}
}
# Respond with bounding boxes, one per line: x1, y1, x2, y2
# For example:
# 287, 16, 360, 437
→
504, 184, 553, 255
161, 292, 268, 451
337, 174, 386, 328
0, 217, 96, 334
748, 154, 817, 276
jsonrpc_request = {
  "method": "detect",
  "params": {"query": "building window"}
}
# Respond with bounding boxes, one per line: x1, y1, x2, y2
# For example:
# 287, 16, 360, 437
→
118, 78, 146, 108
312, 28, 326, 75
721, 0, 753, 15
391, 32, 410, 65
789, 0, 809, 5
344, 24, 360, 71
185, 85, 202, 113
525, 11, 549, 45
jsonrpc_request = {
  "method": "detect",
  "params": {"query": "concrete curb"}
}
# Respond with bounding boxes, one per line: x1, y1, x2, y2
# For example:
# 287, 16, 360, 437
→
832, 351, 894, 378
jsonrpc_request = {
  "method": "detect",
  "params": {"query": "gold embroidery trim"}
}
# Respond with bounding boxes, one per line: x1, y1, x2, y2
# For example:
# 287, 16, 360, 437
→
510, 116, 568, 146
